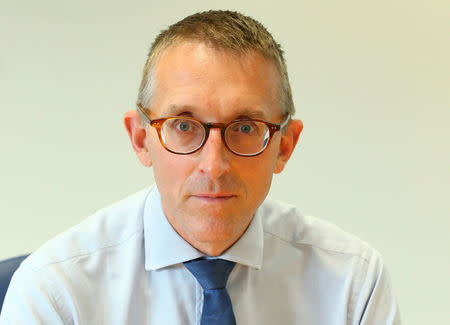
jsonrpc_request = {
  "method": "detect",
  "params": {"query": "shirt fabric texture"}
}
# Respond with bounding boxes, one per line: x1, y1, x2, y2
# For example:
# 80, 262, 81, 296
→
0, 185, 401, 324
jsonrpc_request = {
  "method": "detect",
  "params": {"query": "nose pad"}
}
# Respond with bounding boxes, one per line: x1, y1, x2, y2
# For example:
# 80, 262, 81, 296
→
197, 129, 231, 178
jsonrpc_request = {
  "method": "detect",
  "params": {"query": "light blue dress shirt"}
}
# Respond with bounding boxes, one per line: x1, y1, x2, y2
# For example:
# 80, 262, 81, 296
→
0, 185, 401, 324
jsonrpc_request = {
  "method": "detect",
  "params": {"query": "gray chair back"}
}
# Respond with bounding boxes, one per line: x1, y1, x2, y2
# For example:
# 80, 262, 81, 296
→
0, 254, 29, 313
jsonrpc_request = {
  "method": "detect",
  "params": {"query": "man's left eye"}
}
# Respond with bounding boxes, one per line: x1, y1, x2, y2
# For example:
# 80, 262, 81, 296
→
239, 124, 252, 133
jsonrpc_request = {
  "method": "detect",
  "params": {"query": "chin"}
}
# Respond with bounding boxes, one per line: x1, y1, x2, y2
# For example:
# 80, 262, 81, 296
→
186, 214, 250, 248
191, 225, 235, 243
186, 218, 235, 240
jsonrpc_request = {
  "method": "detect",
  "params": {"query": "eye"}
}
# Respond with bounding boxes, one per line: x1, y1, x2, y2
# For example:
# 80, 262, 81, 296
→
177, 121, 191, 131
239, 124, 252, 133
230, 121, 258, 134
168, 118, 199, 132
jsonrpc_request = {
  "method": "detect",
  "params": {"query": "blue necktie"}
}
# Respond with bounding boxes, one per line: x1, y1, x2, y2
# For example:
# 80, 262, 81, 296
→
184, 258, 237, 325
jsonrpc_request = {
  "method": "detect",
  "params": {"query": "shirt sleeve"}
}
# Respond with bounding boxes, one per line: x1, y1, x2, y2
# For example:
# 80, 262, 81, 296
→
351, 250, 402, 325
0, 264, 66, 325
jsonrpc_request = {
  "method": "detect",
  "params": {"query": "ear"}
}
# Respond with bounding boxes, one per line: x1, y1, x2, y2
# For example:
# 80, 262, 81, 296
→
273, 119, 303, 174
123, 110, 152, 167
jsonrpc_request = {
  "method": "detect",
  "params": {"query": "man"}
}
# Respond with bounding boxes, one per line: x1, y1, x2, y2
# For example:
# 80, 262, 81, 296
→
0, 10, 401, 324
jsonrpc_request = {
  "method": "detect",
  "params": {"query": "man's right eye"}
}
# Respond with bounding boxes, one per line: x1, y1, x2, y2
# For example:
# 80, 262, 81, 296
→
176, 121, 191, 131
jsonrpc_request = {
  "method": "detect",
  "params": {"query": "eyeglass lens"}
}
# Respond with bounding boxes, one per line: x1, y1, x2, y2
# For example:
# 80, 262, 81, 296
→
160, 118, 271, 155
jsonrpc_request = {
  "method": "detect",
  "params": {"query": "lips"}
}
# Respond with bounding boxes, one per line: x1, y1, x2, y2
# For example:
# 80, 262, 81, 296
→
191, 194, 236, 201
194, 194, 235, 198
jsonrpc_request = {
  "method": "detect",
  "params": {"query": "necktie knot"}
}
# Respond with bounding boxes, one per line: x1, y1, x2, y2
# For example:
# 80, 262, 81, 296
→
184, 258, 237, 325
184, 258, 235, 290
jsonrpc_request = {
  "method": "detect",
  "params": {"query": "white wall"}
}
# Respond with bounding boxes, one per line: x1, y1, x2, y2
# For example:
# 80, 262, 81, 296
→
1, 0, 449, 323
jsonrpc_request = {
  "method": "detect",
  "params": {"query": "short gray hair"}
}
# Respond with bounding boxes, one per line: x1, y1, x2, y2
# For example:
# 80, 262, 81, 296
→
137, 10, 295, 121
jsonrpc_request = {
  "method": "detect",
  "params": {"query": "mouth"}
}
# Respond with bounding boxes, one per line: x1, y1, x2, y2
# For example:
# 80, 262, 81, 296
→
191, 194, 236, 202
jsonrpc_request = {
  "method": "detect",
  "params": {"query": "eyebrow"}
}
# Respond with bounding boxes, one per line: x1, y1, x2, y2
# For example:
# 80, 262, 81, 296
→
163, 105, 268, 120
162, 105, 196, 117
234, 109, 267, 119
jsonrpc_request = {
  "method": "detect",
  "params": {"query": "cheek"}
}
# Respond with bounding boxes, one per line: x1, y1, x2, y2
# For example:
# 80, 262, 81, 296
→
149, 143, 194, 199
155, 160, 187, 191
238, 155, 276, 202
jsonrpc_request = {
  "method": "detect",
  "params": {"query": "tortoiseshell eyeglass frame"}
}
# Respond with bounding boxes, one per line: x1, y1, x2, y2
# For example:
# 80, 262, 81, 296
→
137, 104, 290, 157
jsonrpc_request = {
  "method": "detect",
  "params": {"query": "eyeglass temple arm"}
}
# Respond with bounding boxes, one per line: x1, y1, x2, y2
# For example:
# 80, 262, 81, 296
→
280, 115, 291, 129
137, 104, 152, 122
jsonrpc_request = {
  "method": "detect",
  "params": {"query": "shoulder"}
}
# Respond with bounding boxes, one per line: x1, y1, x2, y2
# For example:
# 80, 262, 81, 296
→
1, 186, 156, 323
259, 199, 401, 323
23, 185, 155, 271
259, 198, 376, 264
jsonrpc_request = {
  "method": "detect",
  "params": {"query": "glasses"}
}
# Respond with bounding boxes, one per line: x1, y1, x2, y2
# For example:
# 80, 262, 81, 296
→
137, 104, 290, 157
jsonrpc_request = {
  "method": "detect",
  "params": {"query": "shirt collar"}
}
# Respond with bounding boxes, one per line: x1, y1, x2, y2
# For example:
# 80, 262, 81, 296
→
143, 185, 263, 271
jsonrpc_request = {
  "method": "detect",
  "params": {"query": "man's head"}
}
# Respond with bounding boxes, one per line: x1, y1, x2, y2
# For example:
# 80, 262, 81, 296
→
137, 10, 295, 118
124, 10, 303, 256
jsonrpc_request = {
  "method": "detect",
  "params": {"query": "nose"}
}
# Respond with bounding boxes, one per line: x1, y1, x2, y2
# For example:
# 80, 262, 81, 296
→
197, 128, 231, 179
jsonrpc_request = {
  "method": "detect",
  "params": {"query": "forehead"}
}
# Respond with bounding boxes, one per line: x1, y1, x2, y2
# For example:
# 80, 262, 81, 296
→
150, 41, 282, 120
